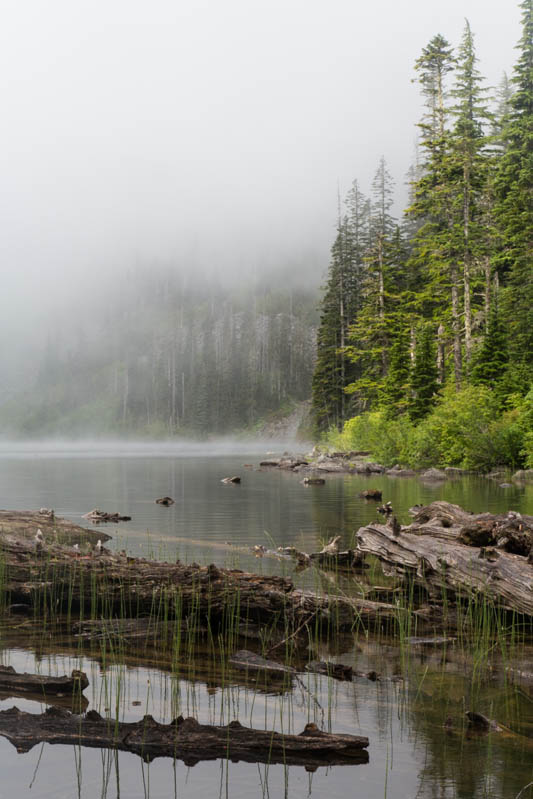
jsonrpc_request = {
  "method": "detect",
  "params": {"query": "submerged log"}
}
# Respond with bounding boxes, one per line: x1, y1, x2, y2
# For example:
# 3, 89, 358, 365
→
0, 706, 369, 766
0, 666, 88, 695
357, 501, 533, 618
229, 650, 296, 678
82, 509, 131, 523
305, 661, 353, 681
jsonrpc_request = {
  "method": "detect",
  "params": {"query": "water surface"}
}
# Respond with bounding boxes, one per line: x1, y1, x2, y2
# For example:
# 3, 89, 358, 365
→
0, 441, 532, 798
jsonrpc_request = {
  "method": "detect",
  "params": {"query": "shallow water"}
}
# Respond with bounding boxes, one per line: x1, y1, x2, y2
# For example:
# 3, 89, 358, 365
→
0, 441, 532, 798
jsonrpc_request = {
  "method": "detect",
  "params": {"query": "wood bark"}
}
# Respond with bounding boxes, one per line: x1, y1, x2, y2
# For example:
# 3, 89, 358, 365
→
356, 502, 533, 618
0, 513, 397, 635
0, 706, 369, 766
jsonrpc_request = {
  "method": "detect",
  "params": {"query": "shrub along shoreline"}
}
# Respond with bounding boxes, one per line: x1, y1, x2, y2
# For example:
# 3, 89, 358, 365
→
324, 385, 533, 473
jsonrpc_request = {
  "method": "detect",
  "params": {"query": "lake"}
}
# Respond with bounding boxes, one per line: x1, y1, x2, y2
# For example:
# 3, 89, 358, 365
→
0, 441, 532, 799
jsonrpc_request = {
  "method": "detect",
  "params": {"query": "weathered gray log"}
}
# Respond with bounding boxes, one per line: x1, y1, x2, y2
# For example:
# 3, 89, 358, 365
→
0, 706, 369, 766
0, 666, 88, 695
357, 502, 533, 617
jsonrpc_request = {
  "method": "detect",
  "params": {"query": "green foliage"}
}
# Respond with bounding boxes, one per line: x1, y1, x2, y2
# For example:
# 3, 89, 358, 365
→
327, 382, 533, 471
409, 323, 439, 421
470, 305, 508, 389
412, 386, 523, 469
331, 411, 415, 467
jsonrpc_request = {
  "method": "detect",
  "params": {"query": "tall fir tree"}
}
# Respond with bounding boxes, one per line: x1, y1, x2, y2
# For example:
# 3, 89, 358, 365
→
449, 20, 491, 368
409, 323, 439, 421
494, 0, 533, 380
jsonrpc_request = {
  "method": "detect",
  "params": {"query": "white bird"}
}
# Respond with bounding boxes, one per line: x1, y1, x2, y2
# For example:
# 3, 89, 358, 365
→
95, 539, 103, 555
73, 543, 79, 551
35, 529, 44, 552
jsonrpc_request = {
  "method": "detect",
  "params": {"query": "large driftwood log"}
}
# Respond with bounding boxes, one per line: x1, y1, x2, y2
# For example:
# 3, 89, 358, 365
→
0, 706, 369, 766
357, 502, 533, 617
0, 517, 397, 635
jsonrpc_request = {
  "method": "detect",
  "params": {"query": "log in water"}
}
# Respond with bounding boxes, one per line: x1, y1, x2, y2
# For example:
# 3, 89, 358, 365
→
0, 706, 370, 766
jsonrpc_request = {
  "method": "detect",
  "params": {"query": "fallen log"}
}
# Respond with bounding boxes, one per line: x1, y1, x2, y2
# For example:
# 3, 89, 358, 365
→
0, 666, 88, 696
82, 509, 132, 523
0, 706, 369, 766
357, 502, 533, 618
229, 650, 296, 678
305, 660, 353, 681
0, 517, 398, 635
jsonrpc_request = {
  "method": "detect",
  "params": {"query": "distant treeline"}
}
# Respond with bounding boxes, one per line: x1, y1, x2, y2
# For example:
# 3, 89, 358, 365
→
312, 4, 533, 470
0, 271, 317, 437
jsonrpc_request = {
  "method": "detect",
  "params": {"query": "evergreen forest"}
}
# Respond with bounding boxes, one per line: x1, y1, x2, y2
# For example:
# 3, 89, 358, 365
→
311, 2, 533, 471
0, 268, 318, 438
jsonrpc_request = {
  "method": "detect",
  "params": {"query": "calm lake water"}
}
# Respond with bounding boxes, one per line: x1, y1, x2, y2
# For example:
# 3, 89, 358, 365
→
0, 441, 532, 799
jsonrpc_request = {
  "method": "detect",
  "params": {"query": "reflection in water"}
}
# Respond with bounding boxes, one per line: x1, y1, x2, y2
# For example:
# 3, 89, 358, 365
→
0, 635, 531, 798
0, 445, 531, 797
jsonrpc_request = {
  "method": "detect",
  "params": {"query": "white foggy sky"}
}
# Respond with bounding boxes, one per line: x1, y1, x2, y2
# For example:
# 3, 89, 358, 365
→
0, 0, 521, 314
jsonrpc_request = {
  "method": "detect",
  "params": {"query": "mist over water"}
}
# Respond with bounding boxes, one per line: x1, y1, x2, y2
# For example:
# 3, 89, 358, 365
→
0, 0, 521, 428
0, 438, 303, 459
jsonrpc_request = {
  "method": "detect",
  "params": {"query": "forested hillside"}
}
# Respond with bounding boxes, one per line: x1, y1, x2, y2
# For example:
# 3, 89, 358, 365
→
0, 268, 318, 437
312, 2, 533, 470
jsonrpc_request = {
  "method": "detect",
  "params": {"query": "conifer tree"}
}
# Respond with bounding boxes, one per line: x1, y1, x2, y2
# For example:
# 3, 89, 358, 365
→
407, 35, 465, 387
344, 159, 399, 408
409, 323, 439, 421
494, 0, 533, 377
379, 325, 411, 417
450, 20, 491, 367
311, 214, 363, 431
470, 302, 508, 388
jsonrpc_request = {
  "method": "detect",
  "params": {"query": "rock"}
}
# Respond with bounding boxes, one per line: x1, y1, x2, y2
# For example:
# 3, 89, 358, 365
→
420, 468, 447, 481
386, 468, 417, 477
513, 469, 533, 482
444, 467, 465, 476
155, 497, 175, 506
221, 476, 241, 484
499, 483, 513, 488
314, 459, 349, 473
259, 459, 281, 467
353, 462, 385, 474
359, 489, 382, 500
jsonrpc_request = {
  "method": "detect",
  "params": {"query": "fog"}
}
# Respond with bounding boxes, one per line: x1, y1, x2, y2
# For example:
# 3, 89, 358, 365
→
0, 0, 522, 424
